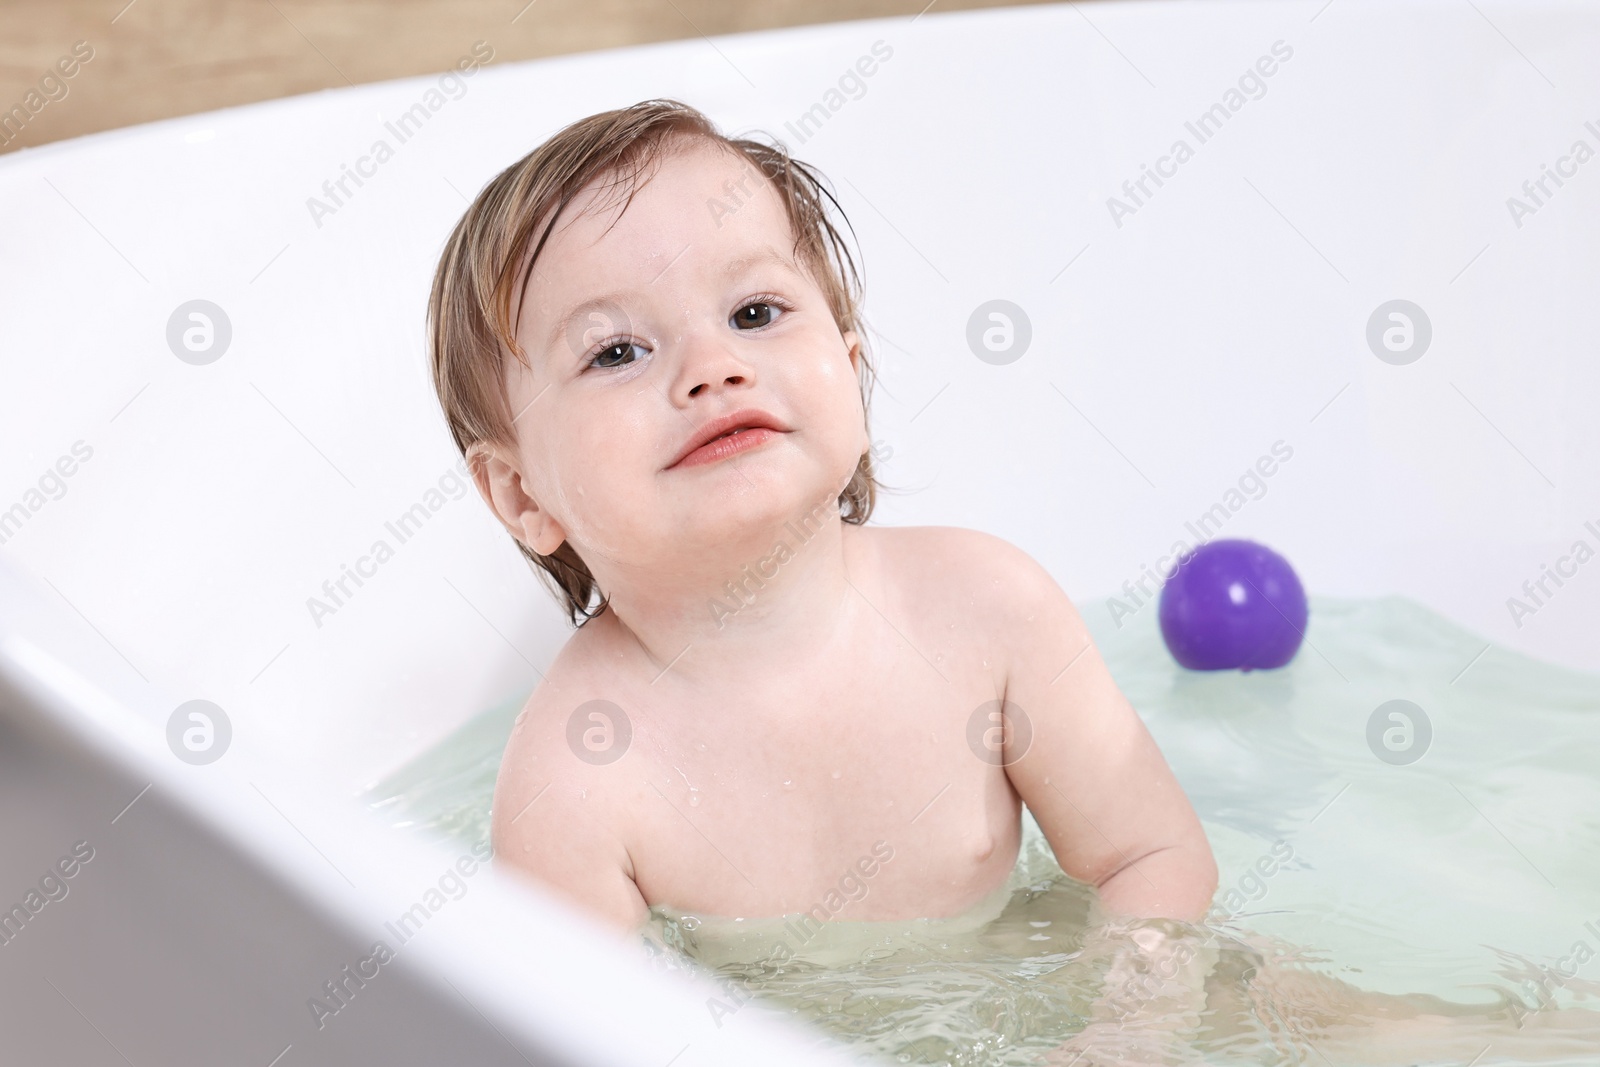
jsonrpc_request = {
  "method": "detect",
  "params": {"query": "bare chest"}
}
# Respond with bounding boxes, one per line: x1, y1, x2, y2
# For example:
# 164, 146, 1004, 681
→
614, 661, 1022, 920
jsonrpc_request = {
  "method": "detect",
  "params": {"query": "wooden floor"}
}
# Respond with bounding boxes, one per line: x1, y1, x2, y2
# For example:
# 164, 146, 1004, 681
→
0, 0, 1052, 155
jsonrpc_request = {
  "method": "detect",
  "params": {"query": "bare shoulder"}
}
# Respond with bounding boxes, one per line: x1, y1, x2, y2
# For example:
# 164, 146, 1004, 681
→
488, 617, 633, 858
861, 524, 1074, 622
488, 614, 649, 928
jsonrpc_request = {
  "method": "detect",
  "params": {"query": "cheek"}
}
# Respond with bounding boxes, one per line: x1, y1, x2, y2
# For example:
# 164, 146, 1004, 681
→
533, 398, 659, 536
823, 352, 869, 453
788, 331, 864, 428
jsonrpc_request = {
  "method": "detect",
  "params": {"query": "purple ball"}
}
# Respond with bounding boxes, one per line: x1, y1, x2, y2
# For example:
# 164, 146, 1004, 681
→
1158, 539, 1307, 671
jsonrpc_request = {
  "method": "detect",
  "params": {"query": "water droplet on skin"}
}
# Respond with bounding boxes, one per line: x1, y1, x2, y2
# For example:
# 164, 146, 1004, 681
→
782, 779, 794, 789
696, 741, 706, 751
689, 795, 700, 807
578, 788, 587, 800
831, 769, 842, 780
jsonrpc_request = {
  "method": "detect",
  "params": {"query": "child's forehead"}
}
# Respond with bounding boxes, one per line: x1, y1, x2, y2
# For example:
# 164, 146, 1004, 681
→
555, 142, 781, 257
518, 144, 799, 335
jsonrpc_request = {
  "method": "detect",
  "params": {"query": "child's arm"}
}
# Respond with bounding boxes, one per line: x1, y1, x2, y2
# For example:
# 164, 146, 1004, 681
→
983, 539, 1218, 922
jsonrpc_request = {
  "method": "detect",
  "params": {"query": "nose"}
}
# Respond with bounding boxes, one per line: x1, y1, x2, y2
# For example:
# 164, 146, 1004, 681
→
669, 327, 755, 405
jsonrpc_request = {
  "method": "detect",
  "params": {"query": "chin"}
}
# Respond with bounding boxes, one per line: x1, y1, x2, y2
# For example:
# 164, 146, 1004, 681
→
679, 458, 843, 537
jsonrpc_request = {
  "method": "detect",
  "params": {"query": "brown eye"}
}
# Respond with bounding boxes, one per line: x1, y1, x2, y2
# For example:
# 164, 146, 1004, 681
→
590, 341, 642, 369
731, 302, 781, 330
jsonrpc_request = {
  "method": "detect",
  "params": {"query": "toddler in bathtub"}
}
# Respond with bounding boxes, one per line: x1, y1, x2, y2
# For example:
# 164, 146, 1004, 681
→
426, 98, 1217, 938
427, 99, 1600, 1063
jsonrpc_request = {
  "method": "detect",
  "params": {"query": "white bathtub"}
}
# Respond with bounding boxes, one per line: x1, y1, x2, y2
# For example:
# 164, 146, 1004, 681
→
1, 1, 1595, 1062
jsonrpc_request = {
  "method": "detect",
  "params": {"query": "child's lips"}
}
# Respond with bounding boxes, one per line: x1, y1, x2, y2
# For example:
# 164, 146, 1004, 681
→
666, 408, 790, 470
673, 426, 782, 469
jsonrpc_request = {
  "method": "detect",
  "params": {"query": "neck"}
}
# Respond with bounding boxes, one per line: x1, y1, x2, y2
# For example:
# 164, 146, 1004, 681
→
587, 498, 858, 684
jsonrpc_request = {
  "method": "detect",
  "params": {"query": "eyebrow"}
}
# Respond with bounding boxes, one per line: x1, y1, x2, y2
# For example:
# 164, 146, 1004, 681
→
718, 246, 797, 280
541, 246, 800, 356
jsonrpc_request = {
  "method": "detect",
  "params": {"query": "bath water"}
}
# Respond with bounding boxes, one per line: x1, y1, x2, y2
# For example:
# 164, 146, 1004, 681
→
366, 597, 1600, 1065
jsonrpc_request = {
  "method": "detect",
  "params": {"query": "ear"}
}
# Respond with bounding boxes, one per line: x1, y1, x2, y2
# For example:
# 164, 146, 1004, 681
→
468, 442, 568, 556
841, 329, 871, 458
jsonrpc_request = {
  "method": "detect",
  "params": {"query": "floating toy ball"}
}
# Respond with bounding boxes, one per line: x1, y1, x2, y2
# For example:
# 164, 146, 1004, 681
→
1158, 539, 1307, 671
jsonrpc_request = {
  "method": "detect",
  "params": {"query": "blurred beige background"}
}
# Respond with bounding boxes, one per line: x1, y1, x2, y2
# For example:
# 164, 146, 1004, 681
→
0, 0, 1053, 154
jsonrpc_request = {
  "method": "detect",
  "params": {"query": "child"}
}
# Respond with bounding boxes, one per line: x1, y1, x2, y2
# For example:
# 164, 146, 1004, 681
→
426, 97, 1216, 935
426, 99, 1600, 1065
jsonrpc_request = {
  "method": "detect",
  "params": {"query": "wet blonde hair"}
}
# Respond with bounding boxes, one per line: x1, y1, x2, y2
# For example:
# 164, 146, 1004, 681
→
427, 98, 878, 626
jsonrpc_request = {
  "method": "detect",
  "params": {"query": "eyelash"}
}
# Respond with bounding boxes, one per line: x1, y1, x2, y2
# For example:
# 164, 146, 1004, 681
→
584, 294, 796, 369
743, 292, 795, 318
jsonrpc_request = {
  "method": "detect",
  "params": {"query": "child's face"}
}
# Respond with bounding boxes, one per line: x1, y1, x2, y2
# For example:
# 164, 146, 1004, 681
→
491, 141, 867, 572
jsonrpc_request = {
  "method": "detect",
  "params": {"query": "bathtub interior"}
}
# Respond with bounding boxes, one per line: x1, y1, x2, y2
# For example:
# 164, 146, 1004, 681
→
1, 0, 1598, 1062
2, 0, 1596, 795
